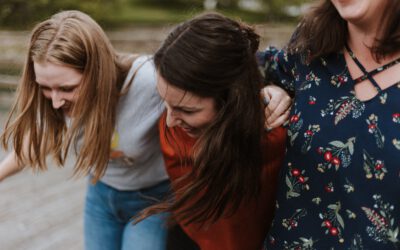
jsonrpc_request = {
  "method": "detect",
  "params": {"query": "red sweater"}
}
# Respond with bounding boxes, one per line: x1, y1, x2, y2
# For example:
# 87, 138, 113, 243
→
159, 117, 286, 250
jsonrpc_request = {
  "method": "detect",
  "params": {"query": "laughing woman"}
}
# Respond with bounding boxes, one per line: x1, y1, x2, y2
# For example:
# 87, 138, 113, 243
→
258, 0, 400, 248
138, 13, 287, 250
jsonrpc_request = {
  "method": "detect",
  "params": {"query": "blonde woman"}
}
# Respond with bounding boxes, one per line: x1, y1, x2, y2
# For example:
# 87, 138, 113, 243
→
0, 10, 169, 250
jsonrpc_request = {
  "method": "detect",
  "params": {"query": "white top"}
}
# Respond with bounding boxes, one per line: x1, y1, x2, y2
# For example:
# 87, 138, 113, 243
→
99, 55, 168, 190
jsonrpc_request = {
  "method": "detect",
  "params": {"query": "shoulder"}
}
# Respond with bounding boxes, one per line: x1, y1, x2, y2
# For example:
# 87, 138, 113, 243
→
130, 55, 154, 72
121, 55, 156, 90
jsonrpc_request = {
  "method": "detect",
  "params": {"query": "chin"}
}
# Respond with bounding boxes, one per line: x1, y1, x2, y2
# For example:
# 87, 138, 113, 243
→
186, 132, 200, 138
182, 128, 201, 138
62, 108, 73, 117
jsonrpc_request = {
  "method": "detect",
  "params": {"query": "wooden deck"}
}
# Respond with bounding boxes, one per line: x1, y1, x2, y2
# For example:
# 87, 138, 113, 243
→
0, 91, 86, 250
0, 161, 86, 250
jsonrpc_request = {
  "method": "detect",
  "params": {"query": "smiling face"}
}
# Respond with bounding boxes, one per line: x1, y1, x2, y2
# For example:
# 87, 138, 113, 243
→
330, 0, 388, 25
157, 74, 217, 138
34, 61, 83, 116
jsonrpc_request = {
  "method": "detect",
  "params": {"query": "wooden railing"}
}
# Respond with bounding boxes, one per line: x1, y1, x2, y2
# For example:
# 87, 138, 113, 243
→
0, 74, 18, 90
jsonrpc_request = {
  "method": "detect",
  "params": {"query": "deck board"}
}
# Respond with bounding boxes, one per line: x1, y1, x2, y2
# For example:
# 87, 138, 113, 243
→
0, 155, 86, 250
0, 91, 86, 250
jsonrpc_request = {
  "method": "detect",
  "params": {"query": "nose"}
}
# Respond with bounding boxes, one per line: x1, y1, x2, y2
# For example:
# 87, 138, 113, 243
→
51, 91, 65, 109
165, 108, 181, 127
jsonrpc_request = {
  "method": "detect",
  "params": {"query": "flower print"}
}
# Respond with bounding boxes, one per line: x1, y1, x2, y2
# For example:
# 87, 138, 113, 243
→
346, 210, 356, 219
288, 110, 303, 146
320, 57, 328, 66
286, 163, 309, 199
347, 234, 365, 250
316, 137, 356, 172
301, 124, 320, 153
330, 72, 348, 88
324, 182, 334, 193
321, 94, 365, 125
282, 208, 307, 230
308, 96, 316, 105
379, 93, 387, 104
363, 150, 387, 180
343, 178, 355, 193
282, 237, 317, 250
393, 113, 400, 124
391, 113, 400, 150
319, 202, 345, 243
366, 114, 385, 148
292, 68, 300, 82
312, 197, 322, 205
392, 139, 400, 150
299, 71, 321, 90
362, 195, 399, 244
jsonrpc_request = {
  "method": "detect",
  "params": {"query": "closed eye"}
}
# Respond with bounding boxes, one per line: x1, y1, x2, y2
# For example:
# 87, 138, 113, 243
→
59, 86, 76, 93
178, 108, 198, 115
39, 85, 51, 92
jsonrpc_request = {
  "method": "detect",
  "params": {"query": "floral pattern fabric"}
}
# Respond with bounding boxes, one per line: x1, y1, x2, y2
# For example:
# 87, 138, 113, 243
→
258, 47, 400, 249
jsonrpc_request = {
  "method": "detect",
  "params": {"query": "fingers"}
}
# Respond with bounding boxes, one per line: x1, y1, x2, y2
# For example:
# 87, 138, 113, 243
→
262, 84, 292, 130
264, 94, 280, 118
265, 108, 290, 130
265, 95, 292, 124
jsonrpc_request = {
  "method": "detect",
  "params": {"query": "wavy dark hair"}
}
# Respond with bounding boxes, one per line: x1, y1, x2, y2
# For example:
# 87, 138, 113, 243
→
139, 12, 265, 225
289, 0, 400, 61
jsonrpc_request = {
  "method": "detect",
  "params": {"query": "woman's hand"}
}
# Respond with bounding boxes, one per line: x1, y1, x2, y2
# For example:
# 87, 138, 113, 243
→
262, 85, 292, 130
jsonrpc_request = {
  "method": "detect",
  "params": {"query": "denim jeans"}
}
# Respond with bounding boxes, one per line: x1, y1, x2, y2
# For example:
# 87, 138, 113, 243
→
84, 179, 170, 250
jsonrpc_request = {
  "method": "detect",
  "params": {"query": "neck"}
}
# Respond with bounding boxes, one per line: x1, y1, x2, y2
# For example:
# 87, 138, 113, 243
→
347, 22, 379, 63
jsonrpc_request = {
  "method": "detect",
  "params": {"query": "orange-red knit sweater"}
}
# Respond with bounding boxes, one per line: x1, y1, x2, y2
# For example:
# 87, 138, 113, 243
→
159, 116, 286, 250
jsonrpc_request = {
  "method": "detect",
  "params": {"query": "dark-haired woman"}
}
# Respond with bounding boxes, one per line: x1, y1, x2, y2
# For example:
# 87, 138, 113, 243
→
138, 12, 287, 250
259, 0, 400, 248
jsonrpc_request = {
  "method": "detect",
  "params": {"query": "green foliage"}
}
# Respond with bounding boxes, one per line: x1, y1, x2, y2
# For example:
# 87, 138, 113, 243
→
0, 0, 310, 29
0, 0, 116, 29
261, 0, 310, 21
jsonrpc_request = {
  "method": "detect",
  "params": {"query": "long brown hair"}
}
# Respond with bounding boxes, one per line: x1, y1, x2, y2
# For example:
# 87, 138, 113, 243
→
140, 12, 265, 225
1, 10, 134, 181
289, 0, 400, 61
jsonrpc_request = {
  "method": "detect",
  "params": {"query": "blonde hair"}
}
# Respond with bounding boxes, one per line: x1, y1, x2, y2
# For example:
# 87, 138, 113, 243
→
1, 10, 134, 181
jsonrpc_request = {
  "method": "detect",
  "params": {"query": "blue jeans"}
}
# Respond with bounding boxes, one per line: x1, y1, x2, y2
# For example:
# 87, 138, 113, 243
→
84, 179, 170, 250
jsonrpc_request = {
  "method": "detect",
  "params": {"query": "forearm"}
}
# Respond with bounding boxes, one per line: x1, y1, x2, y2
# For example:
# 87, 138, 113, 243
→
0, 151, 25, 182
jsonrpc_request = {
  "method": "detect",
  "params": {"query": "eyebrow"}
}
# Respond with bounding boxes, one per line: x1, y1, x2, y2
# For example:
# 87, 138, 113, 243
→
36, 81, 80, 88
172, 105, 200, 111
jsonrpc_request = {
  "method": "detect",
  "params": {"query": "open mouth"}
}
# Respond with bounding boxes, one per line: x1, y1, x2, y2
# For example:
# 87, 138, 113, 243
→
180, 125, 199, 137
62, 103, 73, 116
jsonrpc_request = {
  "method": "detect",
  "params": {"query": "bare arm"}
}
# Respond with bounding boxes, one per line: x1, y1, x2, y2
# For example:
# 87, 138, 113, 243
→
0, 134, 31, 182
0, 151, 25, 182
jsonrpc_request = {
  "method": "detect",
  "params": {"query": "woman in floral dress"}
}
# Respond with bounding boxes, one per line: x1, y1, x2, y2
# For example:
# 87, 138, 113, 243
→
258, 0, 400, 249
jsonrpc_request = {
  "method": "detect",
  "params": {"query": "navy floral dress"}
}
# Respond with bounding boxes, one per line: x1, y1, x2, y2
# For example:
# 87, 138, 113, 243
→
258, 47, 400, 249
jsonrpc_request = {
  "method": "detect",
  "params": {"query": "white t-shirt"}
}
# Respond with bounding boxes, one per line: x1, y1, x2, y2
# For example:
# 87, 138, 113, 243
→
99, 55, 168, 190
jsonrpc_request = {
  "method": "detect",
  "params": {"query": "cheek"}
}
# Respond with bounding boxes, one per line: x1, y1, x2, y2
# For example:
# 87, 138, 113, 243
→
188, 111, 216, 128
65, 91, 79, 102
41, 90, 52, 99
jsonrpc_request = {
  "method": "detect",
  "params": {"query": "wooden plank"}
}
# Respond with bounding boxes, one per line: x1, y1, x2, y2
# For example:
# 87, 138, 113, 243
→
0, 94, 85, 250
0, 74, 18, 90
0, 161, 86, 250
